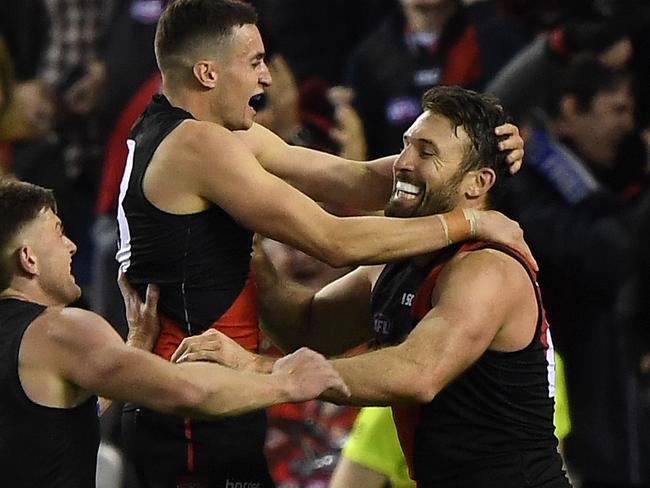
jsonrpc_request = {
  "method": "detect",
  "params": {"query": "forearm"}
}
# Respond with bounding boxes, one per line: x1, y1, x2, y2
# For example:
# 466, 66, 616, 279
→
93, 349, 292, 417
174, 362, 291, 418
315, 210, 469, 267
322, 346, 429, 406
258, 278, 316, 353
275, 147, 395, 211
99, 325, 156, 415
257, 266, 375, 357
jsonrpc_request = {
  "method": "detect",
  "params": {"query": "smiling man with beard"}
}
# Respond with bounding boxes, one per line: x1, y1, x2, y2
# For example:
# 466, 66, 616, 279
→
172, 85, 571, 487
115, 0, 532, 486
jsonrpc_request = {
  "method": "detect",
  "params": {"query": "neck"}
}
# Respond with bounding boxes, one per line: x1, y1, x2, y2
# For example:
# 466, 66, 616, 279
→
163, 84, 224, 125
1, 284, 60, 307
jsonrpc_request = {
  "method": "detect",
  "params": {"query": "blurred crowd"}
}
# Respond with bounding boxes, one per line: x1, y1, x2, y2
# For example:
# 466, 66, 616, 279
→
1, 0, 650, 487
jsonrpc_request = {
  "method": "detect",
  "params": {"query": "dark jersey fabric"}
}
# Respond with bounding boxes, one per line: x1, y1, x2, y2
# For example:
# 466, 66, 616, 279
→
370, 242, 571, 487
117, 94, 272, 486
0, 298, 100, 488
118, 94, 257, 351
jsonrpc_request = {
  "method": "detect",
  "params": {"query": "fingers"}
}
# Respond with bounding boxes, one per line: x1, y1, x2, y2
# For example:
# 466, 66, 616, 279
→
252, 233, 264, 253
171, 334, 219, 363
324, 372, 351, 398
117, 270, 134, 300
277, 349, 351, 402
495, 123, 525, 173
494, 122, 518, 138
520, 239, 538, 271
175, 351, 220, 364
144, 283, 160, 312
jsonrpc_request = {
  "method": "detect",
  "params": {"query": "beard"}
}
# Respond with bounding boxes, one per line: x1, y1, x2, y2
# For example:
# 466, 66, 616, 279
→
385, 168, 464, 218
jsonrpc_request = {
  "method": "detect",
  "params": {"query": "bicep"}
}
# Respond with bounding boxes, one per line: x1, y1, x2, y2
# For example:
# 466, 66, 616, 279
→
46, 309, 179, 402
190, 126, 336, 246
237, 123, 394, 209
398, 253, 515, 393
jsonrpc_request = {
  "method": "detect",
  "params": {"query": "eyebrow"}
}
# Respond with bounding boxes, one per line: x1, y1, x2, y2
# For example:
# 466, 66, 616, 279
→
405, 133, 440, 156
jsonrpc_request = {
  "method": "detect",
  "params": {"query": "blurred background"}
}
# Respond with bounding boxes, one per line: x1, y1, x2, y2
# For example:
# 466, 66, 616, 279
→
1, 0, 649, 487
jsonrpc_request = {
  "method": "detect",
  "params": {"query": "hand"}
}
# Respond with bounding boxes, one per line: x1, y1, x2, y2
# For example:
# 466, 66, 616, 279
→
328, 86, 367, 160
495, 123, 524, 174
117, 271, 160, 350
251, 234, 281, 292
171, 329, 261, 372
63, 61, 105, 115
273, 347, 350, 402
476, 210, 538, 270
13, 80, 55, 134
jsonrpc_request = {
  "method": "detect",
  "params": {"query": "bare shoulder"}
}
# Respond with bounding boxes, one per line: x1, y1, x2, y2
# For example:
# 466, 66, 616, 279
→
233, 123, 289, 164
438, 247, 537, 351
165, 119, 245, 158
37, 306, 119, 347
436, 247, 531, 302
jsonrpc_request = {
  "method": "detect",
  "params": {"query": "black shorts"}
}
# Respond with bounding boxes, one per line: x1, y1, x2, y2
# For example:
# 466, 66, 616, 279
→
122, 406, 275, 488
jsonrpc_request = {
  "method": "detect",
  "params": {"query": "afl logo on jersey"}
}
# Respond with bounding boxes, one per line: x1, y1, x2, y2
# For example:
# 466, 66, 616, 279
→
373, 312, 392, 338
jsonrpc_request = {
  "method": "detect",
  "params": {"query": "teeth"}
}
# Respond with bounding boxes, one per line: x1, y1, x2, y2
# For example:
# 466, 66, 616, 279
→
395, 181, 421, 195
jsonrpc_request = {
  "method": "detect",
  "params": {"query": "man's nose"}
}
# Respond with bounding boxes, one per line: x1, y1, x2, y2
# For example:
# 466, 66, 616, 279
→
260, 62, 272, 87
393, 148, 414, 172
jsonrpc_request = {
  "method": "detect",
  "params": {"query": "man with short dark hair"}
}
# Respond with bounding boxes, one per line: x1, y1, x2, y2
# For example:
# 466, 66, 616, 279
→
503, 56, 650, 487
0, 180, 350, 488
175, 86, 572, 487
117, 0, 530, 486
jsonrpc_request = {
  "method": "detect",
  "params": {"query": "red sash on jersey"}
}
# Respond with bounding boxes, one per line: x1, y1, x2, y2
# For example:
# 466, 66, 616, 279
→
153, 273, 260, 360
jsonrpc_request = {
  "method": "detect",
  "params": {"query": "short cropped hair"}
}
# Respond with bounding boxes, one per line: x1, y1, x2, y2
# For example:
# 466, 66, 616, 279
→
155, 0, 258, 75
545, 55, 631, 119
421, 85, 509, 207
0, 180, 56, 292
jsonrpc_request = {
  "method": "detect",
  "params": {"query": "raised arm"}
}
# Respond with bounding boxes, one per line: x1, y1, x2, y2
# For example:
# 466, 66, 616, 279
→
236, 122, 525, 210
323, 249, 537, 405
21, 307, 348, 418
164, 120, 531, 267
235, 122, 393, 209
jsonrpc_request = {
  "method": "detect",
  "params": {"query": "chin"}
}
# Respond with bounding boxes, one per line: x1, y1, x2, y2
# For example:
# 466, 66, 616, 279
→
384, 203, 414, 218
65, 282, 82, 305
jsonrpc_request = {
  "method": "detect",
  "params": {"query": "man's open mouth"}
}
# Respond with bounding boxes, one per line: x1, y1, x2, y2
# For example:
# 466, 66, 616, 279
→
248, 93, 267, 111
395, 181, 423, 200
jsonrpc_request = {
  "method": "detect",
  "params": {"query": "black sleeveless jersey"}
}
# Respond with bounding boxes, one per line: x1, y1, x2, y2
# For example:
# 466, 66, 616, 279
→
370, 242, 571, 487
117, 94, 256, 339
0, 299, 100, 488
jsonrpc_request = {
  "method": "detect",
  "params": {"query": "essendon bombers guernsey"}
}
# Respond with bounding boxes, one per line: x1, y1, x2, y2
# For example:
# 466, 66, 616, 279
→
0, 299, 100, 488
117, 94, 258, 358
371, 242, 571, 487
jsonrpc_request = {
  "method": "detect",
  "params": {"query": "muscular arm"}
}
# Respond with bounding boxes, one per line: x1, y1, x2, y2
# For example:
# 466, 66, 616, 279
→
153, 121, 528, 268
257, 259, 381, 356
21, 308, 346, 418
237, 122, 524, 210
236, 123, 394, 210
323, 250, 536, 405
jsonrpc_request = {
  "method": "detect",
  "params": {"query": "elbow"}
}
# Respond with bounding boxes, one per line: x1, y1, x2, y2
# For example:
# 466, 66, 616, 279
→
312, 237, 355, 268
414, 384, 438, 404
167, 380, 215, 417
408, 375, 440, 404
321, 250, 356, 269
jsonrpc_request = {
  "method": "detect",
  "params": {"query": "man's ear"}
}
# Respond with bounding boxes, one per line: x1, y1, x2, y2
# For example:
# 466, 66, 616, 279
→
16, 246, 39, 276
192, 60, 219, 89
463, 168, 496, 199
